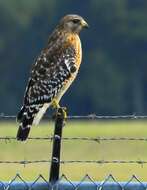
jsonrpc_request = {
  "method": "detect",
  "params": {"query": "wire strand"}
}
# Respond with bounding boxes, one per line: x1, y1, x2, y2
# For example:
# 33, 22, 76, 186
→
1, 136, 147, 141
0, 114, 147, 167
0, 160, 146, 165
1, 114, 147, 120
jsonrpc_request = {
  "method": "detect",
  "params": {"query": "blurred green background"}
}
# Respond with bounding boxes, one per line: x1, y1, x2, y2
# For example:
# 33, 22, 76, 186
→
1, 0, 147, 115
1, 0, 147, 181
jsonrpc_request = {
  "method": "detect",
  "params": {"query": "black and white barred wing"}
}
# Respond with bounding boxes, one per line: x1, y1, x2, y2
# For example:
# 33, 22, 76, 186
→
17, 46, 76, 141
28, 48, 76, 105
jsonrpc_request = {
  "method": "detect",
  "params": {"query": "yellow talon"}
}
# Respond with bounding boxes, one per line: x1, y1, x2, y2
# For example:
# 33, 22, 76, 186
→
51, 99, 67, 121
57, 107, 67, 120
62, 108, 67, 119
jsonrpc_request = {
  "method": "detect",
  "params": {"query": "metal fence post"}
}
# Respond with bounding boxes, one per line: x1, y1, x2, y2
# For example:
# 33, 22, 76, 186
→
49, 107, 66, 185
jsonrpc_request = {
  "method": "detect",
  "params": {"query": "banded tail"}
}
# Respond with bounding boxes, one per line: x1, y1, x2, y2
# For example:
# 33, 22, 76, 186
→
16, 104, 49, 141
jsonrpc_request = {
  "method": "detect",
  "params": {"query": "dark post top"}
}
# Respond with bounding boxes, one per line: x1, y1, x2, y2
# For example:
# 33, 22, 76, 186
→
49, 107, 66, 185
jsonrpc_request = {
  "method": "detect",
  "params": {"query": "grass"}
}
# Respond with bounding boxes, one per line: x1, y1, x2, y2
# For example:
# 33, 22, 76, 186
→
0, 120, 147, 181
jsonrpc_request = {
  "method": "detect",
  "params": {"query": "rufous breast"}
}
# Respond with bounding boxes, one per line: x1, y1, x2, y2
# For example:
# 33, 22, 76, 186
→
66, 34, 82, 68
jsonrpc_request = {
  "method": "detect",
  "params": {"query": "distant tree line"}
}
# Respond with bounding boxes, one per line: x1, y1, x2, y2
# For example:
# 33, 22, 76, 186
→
0, 0, 147, 115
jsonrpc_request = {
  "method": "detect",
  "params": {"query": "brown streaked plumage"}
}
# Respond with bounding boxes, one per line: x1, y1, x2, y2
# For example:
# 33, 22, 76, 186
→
16, 14, 88, 141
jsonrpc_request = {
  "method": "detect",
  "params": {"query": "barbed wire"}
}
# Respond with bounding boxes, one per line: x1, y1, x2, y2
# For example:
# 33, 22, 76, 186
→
0, 113, 147, 168
1, 113, 147, 142
0, 159, 146, 165
1, 136, 147, 142
1, 113, 147, 120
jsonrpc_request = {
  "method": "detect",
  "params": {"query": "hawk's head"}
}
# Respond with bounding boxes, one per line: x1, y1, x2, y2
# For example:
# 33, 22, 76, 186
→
59, 14, 89, 34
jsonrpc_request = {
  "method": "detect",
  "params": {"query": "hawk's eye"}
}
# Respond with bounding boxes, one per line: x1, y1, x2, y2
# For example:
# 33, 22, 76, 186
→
72, 19, 80, 24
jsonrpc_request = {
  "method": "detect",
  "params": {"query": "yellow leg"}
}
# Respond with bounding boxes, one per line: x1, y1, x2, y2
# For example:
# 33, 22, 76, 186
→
51, 99, 67, 120
51, 98, 60, 109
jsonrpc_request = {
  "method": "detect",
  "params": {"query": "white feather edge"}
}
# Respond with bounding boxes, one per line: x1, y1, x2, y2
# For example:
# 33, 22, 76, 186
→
33, 103, 50, 126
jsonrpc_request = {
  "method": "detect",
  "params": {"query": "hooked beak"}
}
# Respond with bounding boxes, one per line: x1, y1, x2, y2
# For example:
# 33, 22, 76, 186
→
81, 20, 89, 29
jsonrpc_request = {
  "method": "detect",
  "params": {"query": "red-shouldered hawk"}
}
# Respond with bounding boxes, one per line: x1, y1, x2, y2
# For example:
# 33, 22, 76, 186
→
16, 14, 89, 141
